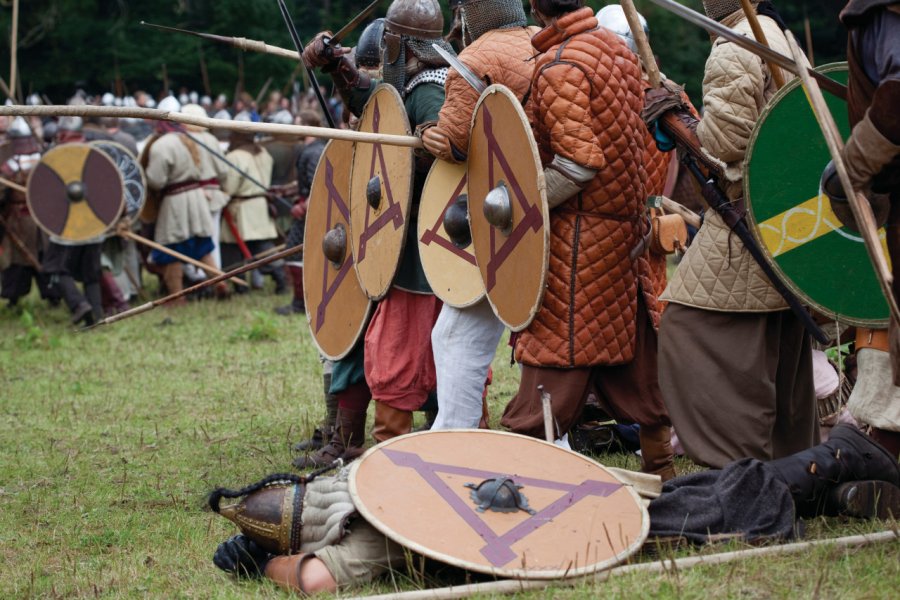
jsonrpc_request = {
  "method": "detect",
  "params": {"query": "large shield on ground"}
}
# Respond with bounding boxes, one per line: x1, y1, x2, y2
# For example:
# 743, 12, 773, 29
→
27, 143, 124, 243
349, 85, 414, 300
304, 139, 373, 360
744, 63, 889, 327
418, 159, 485, 307
350, 430, 648, 579
468, 85, 549, 331
89, 140, 146, 220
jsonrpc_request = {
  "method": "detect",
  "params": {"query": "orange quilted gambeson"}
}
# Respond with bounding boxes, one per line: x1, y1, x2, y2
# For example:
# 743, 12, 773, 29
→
516, 8, 647, 368
437, 27, 538, 157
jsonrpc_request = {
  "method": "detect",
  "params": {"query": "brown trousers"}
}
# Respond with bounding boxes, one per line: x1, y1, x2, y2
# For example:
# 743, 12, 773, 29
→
658, 303, 818, 469
502, 297, 669, 438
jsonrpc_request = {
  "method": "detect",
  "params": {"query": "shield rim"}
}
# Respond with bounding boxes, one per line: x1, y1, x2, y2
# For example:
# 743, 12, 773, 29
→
743, 62, 888, 328
26, 143, 125, 244
348, 429, 649, 580
417, 158, 486, 308
348, 84, 414, 301
467, 84, 549, 332
304, 139, 374, 360
88, 139, 147, 220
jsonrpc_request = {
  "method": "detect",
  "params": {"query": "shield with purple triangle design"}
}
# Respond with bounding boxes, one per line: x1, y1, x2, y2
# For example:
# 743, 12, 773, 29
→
349, 430, 648, 579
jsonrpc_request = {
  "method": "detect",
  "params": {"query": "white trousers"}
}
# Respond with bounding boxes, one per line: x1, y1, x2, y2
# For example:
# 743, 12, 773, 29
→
431, 299, 505, 429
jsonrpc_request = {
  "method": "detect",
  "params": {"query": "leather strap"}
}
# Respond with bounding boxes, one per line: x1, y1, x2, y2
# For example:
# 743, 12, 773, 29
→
856, 327, 889, 351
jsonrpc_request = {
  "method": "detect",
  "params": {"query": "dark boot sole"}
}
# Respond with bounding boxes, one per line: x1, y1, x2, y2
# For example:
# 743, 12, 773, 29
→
829, 480, 900, 520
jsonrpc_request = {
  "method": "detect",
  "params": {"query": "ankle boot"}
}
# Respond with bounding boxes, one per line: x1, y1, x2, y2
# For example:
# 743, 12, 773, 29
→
769, 423, 900, 517
293, 374, 339, 452
639, 425, 677, 482
372, 402, 413, 443
825, 480, 900, 520
293, 406, 368, 469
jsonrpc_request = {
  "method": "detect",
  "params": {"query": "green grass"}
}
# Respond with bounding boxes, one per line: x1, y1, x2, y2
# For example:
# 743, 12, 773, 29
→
1, 283, 898, 599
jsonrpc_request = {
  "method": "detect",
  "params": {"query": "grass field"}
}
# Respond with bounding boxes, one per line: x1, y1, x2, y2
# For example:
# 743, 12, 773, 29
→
1, 283, 898, 599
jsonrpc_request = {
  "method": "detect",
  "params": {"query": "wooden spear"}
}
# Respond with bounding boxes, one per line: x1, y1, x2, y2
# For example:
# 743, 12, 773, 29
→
119, 229, 248, 288
0, 174, 27, 193
9, 0, 20, 103
0, 105, 424, 148
141, 22, 300, 61
803, 9, 815, 67
84, 244, 303, 330
784, 32, 900, 325
350, 531, 898, 600
738, 0, 786, 89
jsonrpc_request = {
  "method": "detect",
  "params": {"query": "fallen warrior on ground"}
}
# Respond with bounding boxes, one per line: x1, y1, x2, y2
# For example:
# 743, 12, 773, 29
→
211, 424, 899, 595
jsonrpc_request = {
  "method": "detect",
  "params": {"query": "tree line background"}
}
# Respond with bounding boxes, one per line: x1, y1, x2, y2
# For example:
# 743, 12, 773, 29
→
0, 0, 849, 106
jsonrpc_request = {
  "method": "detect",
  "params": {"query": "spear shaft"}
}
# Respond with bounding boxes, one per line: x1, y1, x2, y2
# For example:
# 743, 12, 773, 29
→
141, 22, 300, 61
85, 244, 304, 330
0, 105, 423, 148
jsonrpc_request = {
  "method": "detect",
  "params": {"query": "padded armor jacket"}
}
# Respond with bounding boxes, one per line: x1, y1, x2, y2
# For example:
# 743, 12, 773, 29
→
437, 26, 538, 160
662, 12, 795, 312
516, 8, 648, 368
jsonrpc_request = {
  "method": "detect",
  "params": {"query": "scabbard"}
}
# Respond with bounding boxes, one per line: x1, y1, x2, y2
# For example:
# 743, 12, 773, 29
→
680, 154, 829, 344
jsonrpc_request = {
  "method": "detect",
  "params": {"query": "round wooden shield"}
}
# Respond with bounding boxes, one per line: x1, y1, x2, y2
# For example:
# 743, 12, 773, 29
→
744, 63, 889, 327
89, 140, 146, 220
27, 143, 124, 243
418, 159, 485, 307
468, 85, 549, 331
349, 85, 414, 300
304, 139, 373, 360
350, 430, 648, 579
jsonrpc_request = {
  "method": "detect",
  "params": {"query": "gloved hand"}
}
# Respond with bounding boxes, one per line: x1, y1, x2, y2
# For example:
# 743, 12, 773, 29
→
820, 159, 891, 231
213, 534, 273, 579
302, 32, 347, 70
420, 124, 454, 162
291, 198, 308, 221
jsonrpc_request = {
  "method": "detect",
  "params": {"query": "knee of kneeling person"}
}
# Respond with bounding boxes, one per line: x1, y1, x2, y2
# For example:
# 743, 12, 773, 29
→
264, 554, 338, 595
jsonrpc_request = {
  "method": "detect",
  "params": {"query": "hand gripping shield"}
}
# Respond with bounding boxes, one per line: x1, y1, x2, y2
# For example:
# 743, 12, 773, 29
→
743, 63, 889, 327
89, 140, 146, 220
467, 85, 549, 331
418, 158, 485, 307
27, 143, 125, 243
350, 430, 648, 579
349, 84, 414, 300
304, 139, 373, 360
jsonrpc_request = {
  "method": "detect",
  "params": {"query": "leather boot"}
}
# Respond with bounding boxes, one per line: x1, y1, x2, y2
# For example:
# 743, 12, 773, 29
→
293, 374, 339, 452
372, 401, 413, 444
100, 271, 129, 314
639, 425, 677, 482
292, 406, 368, 469
83, 281, 103, 322
825, 480, 900, 520
769, 423, 900, 518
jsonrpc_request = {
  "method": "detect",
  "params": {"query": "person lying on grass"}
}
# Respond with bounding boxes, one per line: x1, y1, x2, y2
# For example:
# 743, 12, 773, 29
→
211, 424, 900, 594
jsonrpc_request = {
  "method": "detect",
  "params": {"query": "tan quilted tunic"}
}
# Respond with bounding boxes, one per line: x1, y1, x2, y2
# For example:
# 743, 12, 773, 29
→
516, 9, 648, 368
662, 13, 795, 312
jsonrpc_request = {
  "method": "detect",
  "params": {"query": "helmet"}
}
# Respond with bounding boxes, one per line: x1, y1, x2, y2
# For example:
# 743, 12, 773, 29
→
101, 92, 115, 106
6, 116, 33, 139
385, 0, 444, 38
596, 4, 648, 55
356, 18, 386, 69
157, 95, 181, 113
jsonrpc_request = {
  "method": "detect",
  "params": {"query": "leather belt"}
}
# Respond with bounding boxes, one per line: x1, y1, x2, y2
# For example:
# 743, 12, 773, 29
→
162, 177, 219, 196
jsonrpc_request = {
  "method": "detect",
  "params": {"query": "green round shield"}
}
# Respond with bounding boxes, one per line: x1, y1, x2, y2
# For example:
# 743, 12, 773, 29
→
744, 63, 889, 327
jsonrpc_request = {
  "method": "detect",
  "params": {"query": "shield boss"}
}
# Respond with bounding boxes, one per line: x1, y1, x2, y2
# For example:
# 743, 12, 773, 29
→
349, 85, 414, 300
467, 85, 549, 331
418, 159, 485, 307
350, 430, 648, 579
27, 143, 124, 243
744, 63, 889, 327
304, 140, 373, 360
